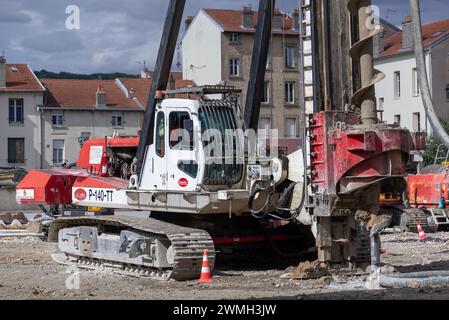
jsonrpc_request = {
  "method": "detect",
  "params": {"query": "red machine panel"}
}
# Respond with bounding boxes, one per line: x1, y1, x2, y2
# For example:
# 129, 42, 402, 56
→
16, 169, 82, 205
309, 111, 423, 195
77, 137, 139, 172
408, 173, 449, 208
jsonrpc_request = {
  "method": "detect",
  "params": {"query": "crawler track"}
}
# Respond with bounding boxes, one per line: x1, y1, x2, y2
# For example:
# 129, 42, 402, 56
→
49, 216, 215, 281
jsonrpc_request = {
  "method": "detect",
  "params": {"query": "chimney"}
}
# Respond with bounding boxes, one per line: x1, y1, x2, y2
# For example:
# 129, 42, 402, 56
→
293, 8, 300, 32
402, 15, 414, 49
96, 84, 107, 108
0, 55, 6, 88
373, 26, 385, 56
242, 5, 254, 29
185, 16, 194, 31
141, 67, 152, 79
273, 8, 282, 30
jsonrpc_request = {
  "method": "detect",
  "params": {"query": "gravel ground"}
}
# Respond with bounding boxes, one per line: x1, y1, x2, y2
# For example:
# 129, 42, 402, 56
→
2, 232, 449, 300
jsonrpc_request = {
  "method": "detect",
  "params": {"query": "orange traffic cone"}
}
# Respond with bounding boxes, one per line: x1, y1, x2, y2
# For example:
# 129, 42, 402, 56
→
198, 250, 212, 283
417, 221, 428, 241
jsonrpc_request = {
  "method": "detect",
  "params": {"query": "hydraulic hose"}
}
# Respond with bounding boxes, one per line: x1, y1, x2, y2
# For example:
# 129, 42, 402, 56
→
249, 183, 272, 218
411, 0, 449, 148
249, 180, 305, 221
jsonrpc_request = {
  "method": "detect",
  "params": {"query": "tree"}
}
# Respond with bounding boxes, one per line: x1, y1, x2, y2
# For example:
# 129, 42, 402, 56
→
34, 70, 139, 80
422, 119, 449, 166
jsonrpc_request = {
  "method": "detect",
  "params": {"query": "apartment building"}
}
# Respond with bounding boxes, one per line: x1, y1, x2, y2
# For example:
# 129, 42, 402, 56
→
0, 53, 192, 169
375, 17, 449, 135
182, 6, 301, 152
0, 56, 45, 170
39, 74, 191, 167
39, 79, 144, 167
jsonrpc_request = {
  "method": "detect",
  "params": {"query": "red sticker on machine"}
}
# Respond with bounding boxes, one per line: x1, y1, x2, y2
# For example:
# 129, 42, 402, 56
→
178, 178, 189, 188
74, 189, 87, 201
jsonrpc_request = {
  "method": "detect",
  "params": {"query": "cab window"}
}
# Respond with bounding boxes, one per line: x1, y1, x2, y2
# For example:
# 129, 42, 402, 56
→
155, 112, 165, 157
178, 161, 198, 178
169, 111, 194, 150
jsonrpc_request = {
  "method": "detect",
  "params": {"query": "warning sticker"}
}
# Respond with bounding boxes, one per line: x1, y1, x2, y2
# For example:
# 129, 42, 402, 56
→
89, 146, 103, 165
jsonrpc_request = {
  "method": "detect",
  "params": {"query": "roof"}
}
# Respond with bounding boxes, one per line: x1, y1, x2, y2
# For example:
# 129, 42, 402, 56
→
142, 71, 184, 81
378, 18, 449, 59
118, 78, 192, 107
203, 8, 299, 35
380, 18, 401, 33
42, 79, 143, 110
42, 77, 193, 110
0, 64, 45, 92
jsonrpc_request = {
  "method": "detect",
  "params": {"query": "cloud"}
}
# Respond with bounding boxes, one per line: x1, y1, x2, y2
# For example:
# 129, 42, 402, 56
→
374, 0, 449, 26
20, 10, 45, 26
0, 0, 447, 74
19, 31, 85, 54
0, 11, 32, 24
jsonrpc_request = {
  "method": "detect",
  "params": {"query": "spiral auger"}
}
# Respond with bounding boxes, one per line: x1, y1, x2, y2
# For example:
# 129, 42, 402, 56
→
348, 0, 385, 126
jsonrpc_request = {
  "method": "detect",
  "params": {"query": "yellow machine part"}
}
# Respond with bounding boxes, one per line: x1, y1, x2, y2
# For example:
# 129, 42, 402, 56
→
380, 193, 402, 202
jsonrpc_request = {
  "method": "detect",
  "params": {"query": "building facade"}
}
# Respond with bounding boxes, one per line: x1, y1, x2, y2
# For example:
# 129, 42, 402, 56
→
375, 17, 449, 135
1, 55, 192, 170
40, 79, 143, 167
39, 75, 191, 167
0, 57, 45, 170
182, 6, 301, 152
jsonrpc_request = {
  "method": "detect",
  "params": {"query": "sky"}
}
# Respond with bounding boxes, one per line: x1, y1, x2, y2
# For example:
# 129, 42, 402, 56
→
0, 0, 447, 74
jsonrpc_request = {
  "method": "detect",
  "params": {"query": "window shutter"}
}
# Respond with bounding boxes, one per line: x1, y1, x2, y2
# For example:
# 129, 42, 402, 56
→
8, 139, 15, 163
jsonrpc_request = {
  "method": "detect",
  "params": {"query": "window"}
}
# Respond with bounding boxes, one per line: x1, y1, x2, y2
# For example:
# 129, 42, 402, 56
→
285, 118, 297, 138
266, 46, 272, 69
229, 33, 240, 43
394, 115, 401, 126
259, 117, 271, 139
378, 98, 384, 111
155, 112, 165, 157
178, 161, 198, 178
169, 111, 194, 150
8, 138, 25, 164
394, 71, 401, 99
79, 132, 91, 145
199, 106, 244, 186
285, 81, 297, 104
446, 84, 449, 101
81, 132, 91, 140
8, 99, 24, 124
112, 114, 123, 127
52, 140, 65, 164
412, 68, 420, 97
259, 117, 271, 130
262, 81, 270, 104
229, 58, 240, 77
413, 112, 421, 132
378, 98, 384, 121
284, 46, 297, 69
52, 112, 64, 127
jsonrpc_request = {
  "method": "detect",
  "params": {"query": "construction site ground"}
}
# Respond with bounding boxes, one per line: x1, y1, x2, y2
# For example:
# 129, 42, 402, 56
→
3, 213, 449, 300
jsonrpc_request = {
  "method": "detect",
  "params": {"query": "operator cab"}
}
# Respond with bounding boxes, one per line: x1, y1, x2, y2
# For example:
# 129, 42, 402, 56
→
139, 86, 245, 193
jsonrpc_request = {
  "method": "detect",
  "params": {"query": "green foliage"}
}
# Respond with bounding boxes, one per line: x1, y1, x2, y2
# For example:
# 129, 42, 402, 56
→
422, 119, 449, 166
34, 70, 139, 80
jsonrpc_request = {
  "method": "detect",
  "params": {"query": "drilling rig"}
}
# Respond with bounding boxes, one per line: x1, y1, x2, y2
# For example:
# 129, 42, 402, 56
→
300, 0, 424, 270
16, 0, 424, 281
